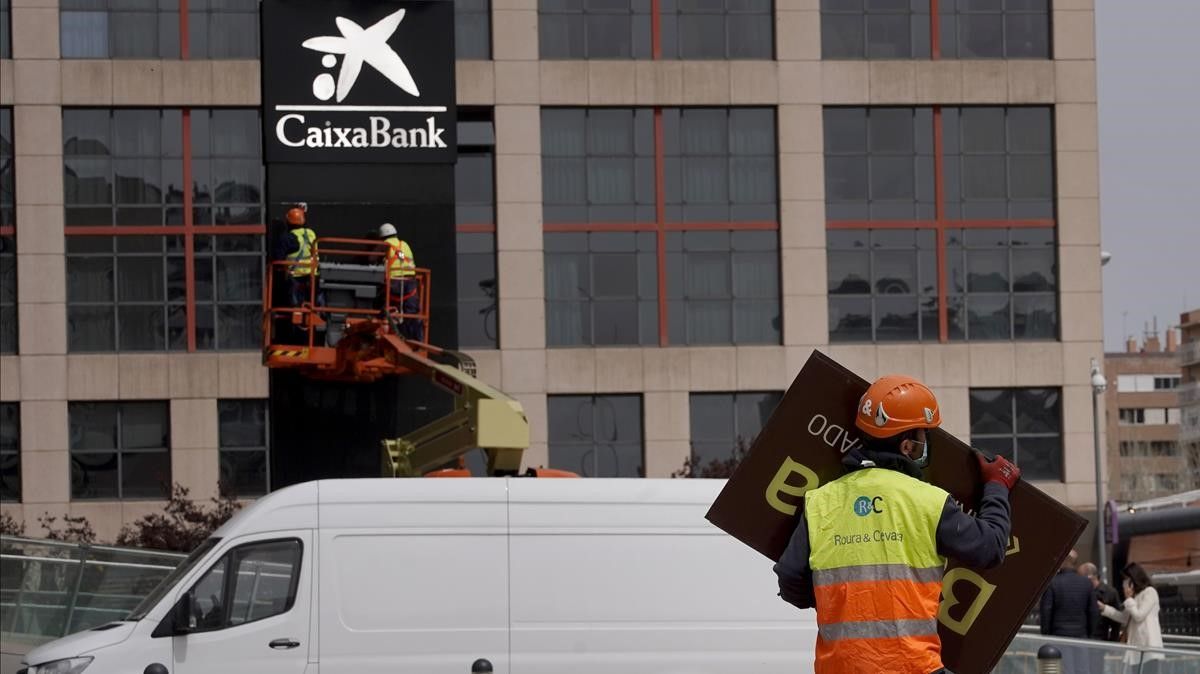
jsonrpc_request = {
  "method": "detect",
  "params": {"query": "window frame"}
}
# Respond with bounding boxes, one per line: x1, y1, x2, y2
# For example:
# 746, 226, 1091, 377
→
825, 105, 1058, 344
68, 400, 172, 500
0, 402, 19, 502
217, 398, 270, 497
63, 107, 266, 354
456, 110, 499, 349
968, 387, 1063, 482
548, 394, 645, 478
688, 391, 782, 469
542, 106, 781, 348
0, 107, 15, 354
174, 537, 303, 635
819, 0, 1051, 60
58, 0, 260, 60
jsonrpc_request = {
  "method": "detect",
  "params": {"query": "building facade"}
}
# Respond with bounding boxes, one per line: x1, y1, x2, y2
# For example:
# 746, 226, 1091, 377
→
1180, 308, 1200, 480
0, 0, 1106, 540
1104, 331, 1186, 502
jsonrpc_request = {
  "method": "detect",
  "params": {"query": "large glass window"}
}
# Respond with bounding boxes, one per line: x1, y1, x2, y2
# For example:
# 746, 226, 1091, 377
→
0, 402, 18, 502
539, 0, 772, 59
548, 394, 644, 477
969, 387, 1061, 481
689, 392, 780, 470
63, 109, 265, 352
0, 108, 14, 354
0, 0, 10, 58
456, 112, 498, 349
542, 107, 780, 347
821, 0, 1049, 60
218, 399, 268, 497
60, 0, 259, 59
456, 0, 491, 59
824, 106, 1056, 343
69, 401, 171, 500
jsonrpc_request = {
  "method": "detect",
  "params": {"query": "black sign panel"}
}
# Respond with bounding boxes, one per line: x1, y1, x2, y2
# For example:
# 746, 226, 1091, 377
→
261, 0, 457, 163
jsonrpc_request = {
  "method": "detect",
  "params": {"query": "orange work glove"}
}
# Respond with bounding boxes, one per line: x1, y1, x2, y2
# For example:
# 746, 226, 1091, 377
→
976, 450, 1021, 490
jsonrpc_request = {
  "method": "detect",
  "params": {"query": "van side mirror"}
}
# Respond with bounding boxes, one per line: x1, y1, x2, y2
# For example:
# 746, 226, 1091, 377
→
153, 592, 194, 638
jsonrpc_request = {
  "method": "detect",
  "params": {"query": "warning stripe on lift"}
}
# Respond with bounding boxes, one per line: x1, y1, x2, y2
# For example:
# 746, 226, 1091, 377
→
268, 349, 309, 358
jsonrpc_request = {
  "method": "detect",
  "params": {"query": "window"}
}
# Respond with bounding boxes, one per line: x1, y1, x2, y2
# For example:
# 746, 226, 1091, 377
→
456, 112, 498, 349
821, 0, 1049, 60
825, 106, 1056, 343
0, 0, 10, 58
60, 0, 259, 59
1118, 408, 1145, 425
184, 539, 302, 632
1154, 376, 1181, 390
69, 401, 170, 499
218, 399, 268, 497
539, 0, 772, 59
969, 388, 1061, 481
456, 0, 491, 59
0, 403, 17, 502
0, 108, 13, 354
64, 109, 265, 352
689, 392, 780, 470
542, 108, 780, 347
1119, 441, 1179, 458
548, 395, 643, 477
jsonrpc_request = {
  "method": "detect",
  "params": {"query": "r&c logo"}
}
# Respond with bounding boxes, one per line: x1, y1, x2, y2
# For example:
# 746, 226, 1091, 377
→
853, 496, 884, 516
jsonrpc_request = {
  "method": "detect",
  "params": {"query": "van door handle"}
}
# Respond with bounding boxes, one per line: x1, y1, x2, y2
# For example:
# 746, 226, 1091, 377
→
269, 638, 300, 650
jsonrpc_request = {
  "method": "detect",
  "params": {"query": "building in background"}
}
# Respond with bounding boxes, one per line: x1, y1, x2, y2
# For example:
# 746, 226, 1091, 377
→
1105, 325, 1187, 502
1180, 308, 1200, 481
0, 0, 1108, 539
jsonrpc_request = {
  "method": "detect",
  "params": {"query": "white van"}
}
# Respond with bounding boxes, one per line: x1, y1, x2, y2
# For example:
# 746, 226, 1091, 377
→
20, 478, 817, 674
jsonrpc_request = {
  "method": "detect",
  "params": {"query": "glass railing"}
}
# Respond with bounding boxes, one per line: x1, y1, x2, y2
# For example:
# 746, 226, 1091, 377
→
0, 536, 185, 647
998, 632, 1200, 673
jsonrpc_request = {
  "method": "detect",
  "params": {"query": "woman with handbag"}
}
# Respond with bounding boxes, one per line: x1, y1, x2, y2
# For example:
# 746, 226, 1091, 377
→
1099, 563, 1164, 674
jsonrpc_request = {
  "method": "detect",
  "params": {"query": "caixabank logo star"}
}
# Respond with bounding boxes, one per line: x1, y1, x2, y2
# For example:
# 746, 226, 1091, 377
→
261, 0, 457, 164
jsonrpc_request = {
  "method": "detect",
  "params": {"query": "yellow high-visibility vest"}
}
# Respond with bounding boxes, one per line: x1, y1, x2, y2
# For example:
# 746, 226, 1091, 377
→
286, 228, 318, 277
384, 236, 415, 279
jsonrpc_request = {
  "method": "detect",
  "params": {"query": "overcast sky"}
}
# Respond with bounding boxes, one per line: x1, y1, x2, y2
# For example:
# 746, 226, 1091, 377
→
1095, 0, 1200, 350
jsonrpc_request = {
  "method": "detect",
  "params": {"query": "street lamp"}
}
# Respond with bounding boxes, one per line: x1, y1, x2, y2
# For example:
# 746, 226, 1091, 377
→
1090, 357, 1109, 585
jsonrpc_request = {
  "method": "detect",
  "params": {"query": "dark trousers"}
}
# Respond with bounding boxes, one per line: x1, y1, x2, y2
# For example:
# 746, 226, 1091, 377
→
390, 278, 423, 340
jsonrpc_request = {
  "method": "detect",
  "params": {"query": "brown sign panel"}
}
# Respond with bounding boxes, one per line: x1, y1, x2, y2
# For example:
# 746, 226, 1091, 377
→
706, 350, 1087, 674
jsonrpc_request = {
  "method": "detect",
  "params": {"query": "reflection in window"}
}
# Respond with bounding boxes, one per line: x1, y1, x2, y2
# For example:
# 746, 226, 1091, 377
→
190, 109, 264, 226
60, 0, 259, 59
821, 0, 1049, 60
689, 392, 780, 471
969, 388, 1061, 481
69, 401, 171, 499
194, 236, 265, 350
456, 112, 498, 349
549, 395, 644, 477
666, 230, 780, 345
218, 399, 268, 497
823, 107, 936, 221
0, 403, 18, 502
546, 231, 658, 346
0, 0, 10, 59
828, 229, 938, 342
945, 227, 1056, 340
186, 539, 301, 631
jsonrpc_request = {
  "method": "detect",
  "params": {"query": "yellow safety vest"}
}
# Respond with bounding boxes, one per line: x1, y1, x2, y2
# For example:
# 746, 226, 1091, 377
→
286, 228, 318, 277
805, 467, 949, 674
384, 236, 415, 279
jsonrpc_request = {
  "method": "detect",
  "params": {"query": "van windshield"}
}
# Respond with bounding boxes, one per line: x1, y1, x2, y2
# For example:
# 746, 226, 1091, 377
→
126, 538, 221, 621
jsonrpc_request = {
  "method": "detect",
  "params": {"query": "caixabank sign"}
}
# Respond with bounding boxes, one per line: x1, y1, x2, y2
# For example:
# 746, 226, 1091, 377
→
261, 0, 457, 163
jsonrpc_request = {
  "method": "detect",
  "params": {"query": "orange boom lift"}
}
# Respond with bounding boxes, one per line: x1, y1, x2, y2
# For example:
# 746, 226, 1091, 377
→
262, 236, 558, 478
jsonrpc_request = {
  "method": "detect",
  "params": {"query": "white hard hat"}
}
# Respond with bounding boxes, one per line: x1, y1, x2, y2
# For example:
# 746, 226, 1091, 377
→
378, 223, 397, 237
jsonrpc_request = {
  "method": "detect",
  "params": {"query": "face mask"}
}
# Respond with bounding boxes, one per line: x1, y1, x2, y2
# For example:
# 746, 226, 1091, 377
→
908, 437, 931, 469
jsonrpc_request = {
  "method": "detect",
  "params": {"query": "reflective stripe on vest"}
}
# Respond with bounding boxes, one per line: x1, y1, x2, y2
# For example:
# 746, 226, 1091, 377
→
286, 228, 318, 277
804, 468, 949, 674
384, 236, 415, 278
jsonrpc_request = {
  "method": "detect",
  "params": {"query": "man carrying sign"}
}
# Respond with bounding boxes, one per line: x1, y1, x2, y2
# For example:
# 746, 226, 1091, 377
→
772, 375, 1022, 674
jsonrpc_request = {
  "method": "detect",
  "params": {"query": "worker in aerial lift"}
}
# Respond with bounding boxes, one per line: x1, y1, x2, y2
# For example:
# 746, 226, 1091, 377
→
378, 222, 422, 340
773, 375, 1019, 674
274, 205, 319, 308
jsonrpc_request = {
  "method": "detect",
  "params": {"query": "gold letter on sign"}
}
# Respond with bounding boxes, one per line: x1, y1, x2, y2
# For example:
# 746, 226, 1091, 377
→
938, 568, 997, 636
765, 457, 821, 516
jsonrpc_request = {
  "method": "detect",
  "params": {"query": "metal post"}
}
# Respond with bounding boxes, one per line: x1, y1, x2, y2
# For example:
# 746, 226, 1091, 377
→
1091, 358, 1109, 586
62, 544, 91, 636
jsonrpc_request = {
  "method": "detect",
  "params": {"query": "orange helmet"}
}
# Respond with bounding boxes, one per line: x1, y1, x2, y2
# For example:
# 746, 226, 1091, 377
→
286, 208, 306, 226
855, 375, 941, 439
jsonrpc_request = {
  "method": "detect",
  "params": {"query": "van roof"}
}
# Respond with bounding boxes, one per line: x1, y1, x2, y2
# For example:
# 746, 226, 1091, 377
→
213, 478, 730, 539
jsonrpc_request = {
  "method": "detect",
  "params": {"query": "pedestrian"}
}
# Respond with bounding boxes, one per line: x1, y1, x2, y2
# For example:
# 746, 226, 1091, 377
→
1079, 562, 1122, 641
1039, 549, 1098, 674
773, 374, 1018, 674
1100, 563, 1164, 674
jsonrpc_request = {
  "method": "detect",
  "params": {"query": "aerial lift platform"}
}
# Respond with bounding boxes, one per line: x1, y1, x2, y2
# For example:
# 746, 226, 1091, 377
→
261, 236, 546, 478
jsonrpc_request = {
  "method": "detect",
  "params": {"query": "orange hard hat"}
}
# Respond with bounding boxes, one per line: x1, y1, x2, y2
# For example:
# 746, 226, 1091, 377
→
855, 374, 941, 439
286, 208, 306, 226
